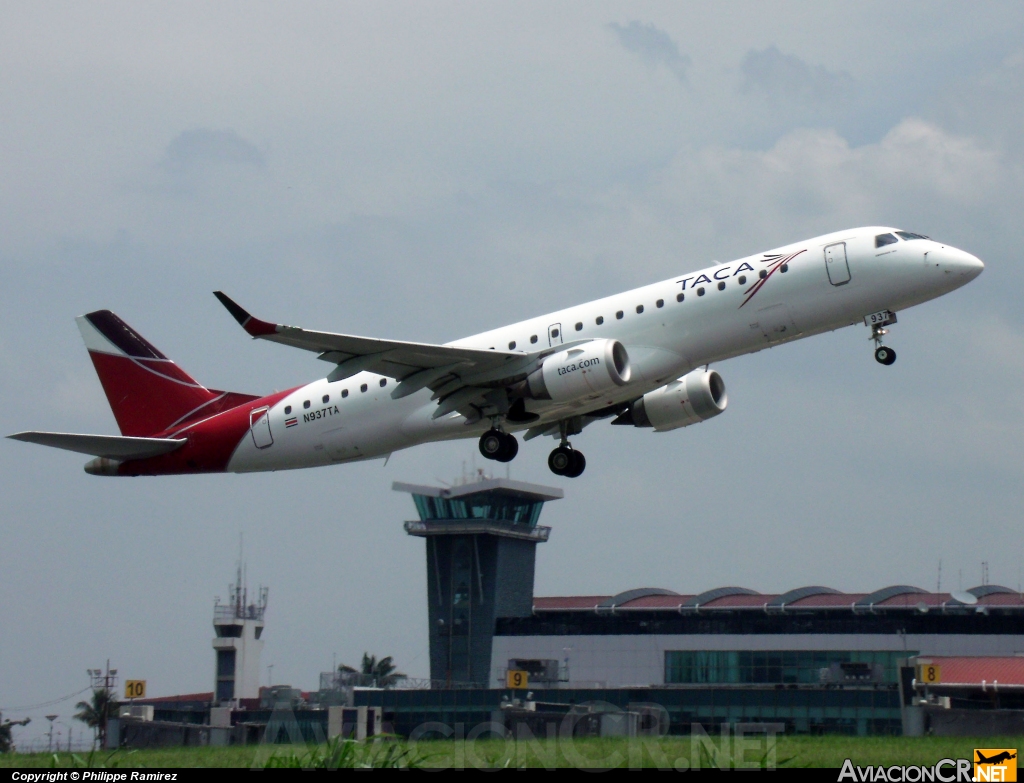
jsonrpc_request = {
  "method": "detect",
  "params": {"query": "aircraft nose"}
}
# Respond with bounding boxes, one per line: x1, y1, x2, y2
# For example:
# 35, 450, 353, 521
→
934, 245, 984, 281
952, 248, 984, 280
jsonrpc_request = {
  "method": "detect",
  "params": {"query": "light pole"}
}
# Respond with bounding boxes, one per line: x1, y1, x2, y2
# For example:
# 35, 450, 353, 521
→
45, 715, 57, 752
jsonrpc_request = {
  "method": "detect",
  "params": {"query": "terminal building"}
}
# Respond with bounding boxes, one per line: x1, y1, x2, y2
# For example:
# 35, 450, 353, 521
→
112, 476, 1024, 742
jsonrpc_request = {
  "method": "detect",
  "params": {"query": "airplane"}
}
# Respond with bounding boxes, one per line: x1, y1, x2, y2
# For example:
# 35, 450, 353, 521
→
8, 227, 983, 479
976, 751, 1016, 765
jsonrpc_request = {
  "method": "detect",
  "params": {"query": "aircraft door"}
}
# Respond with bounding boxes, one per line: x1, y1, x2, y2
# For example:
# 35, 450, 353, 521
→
547, 323, 563, 347
824, 242, 851, 286
249, 407, 274, 449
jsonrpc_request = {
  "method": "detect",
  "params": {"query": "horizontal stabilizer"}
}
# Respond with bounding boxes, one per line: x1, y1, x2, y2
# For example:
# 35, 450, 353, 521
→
7, 431, 187, 460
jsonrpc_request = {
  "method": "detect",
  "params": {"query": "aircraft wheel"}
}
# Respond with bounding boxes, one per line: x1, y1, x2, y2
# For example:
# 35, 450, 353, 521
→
479, 429, 505, 460
874, 346, 896, 366
495, 433, 519, 463
548, 446, 574, 475
565, 450, 586, 478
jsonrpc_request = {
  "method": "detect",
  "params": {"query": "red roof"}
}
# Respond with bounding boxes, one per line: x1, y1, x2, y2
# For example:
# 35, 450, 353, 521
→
533, 586, 1024, 613
915, 657, 1024, 687
140, 692, 213, 703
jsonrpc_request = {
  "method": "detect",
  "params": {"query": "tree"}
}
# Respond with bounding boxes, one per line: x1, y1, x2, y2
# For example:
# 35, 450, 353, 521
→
0, 713, 31, 754
75, 688, 117, 749
339, 653, 405, 688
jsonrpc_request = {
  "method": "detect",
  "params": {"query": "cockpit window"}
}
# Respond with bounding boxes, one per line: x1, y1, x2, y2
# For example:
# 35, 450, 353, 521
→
875, 233, 898, 248
896, 231, 928, 241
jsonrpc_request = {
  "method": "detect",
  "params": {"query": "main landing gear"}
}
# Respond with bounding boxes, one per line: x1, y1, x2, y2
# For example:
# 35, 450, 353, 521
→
478, 429, 518, 463
548, 444, 586, 478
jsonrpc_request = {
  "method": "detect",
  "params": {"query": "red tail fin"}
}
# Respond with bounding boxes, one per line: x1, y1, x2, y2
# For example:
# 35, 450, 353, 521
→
76, 310, 258, 436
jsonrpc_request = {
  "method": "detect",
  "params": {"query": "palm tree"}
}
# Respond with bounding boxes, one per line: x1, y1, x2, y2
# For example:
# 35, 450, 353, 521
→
339, 653, 405, 688
75, 689, 116, 749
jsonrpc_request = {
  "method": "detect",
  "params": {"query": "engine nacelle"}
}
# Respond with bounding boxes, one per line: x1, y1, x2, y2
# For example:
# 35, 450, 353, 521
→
521, 339, 631, 402
615, 369, 727, 431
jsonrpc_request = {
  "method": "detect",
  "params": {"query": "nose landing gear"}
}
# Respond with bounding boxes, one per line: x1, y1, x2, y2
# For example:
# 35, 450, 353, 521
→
478, 428, 518, 463
866, 310, 898, 366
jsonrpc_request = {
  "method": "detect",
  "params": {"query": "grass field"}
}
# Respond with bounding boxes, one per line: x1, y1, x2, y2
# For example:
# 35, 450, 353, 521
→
2, 735, 1018, 769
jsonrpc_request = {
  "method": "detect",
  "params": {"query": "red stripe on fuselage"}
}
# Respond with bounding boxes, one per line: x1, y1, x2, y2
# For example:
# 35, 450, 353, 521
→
114, 388, 298, 475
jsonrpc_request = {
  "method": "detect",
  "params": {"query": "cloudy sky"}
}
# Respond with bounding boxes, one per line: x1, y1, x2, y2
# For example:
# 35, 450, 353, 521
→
2, 1, 1023, 745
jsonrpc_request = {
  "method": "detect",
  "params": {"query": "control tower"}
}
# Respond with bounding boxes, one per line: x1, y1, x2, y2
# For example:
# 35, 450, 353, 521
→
212, 566, 268, 705
395, 476, 562, 687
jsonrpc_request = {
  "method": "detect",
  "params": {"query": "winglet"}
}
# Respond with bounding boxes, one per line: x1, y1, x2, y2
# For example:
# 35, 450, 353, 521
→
213, 291, 279, 337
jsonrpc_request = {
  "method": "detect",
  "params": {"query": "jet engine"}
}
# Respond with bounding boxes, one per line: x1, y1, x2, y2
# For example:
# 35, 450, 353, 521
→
613, 369, 727, 431
518, 339, 631, 402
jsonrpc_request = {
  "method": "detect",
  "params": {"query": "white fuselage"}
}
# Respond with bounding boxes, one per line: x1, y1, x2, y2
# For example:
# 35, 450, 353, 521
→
227, 227, 983, 472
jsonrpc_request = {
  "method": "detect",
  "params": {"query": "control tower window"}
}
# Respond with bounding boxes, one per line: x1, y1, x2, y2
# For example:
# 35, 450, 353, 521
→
875, 233, 898, 248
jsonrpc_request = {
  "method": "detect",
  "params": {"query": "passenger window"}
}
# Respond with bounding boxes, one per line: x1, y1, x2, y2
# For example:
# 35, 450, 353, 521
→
875, 233, 898, 248
360, 384, 368, 393
342, 389, 349, 398
717, 281, 726, 291
508, 340, 516, 350
780, 264, 789, 273
759, 269, 767, 279
530, 335, 538, 344
303, 400, 311, 409
738, 275, 746, 285
676, 293, 685, 302
697, 287, 705, 296
596, 316, 604, 325
322, 394, 329, 403
575, 322, 583, 331
636, 305, 644, 314
284, 406, 292, 415
379, 378, 387, 387
551, 328, 559, 337
896, 231, 928, 240
656, 299, 664, 308
616, 310, 624, 320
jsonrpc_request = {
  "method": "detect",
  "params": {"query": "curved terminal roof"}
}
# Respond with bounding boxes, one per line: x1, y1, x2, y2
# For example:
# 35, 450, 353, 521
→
532, 584, 1024, 613
766, 586, 839, 609
854, 585, 927, 608
597, 587, 679, 609
968, 585, 1017, 598
680, 587, 759, 609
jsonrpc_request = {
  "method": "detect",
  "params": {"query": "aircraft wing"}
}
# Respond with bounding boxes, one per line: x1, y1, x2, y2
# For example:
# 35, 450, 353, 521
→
8, 432, 187, 459
214, 292, 572, 417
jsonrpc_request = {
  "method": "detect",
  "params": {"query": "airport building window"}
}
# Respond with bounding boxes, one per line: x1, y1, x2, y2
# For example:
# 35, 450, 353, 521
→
380, 378, 387, 387
664, 650, 914, 686
596, 316, 604, 325
616, 310, 624, 320
697, 287, 705, 296
875, 233, 898, 248
676, 293, 685, 302
303, 400, 311, 409
530, 335, 538, 344
342, 389, 349, 398
636, 305, 644, 314
575, 322, 583, 331
509, 341, 516, 350
656, 299, 664, 308
759, 269, 768, 279
360, 384, 368, 393
718, 281, 726, 291
738, 276, 746, 285
322, 395, 329, 403
284, 406, 291, 415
